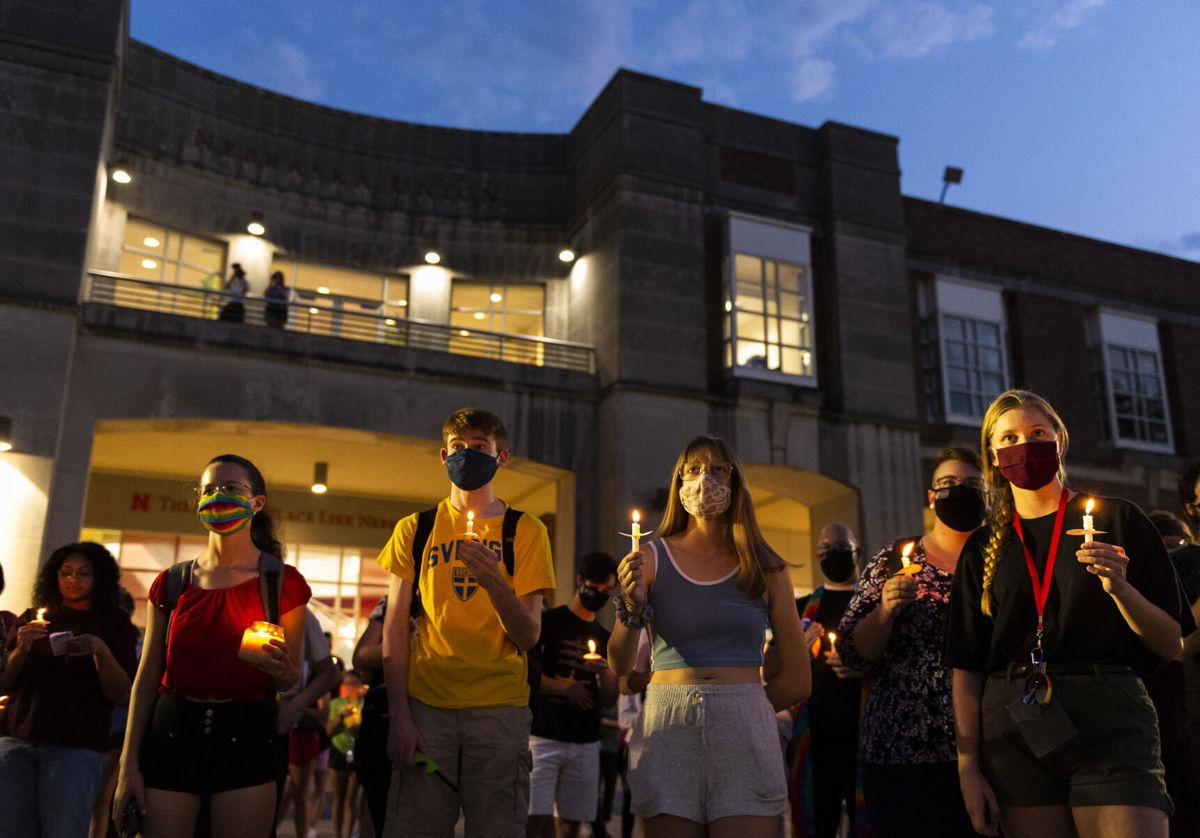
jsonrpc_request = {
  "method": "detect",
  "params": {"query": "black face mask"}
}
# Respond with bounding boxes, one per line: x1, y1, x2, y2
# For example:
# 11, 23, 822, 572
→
933, 484, 986, 532
578, 584, 610, 613
445, 448, 499, 491
819, 548, 856, 584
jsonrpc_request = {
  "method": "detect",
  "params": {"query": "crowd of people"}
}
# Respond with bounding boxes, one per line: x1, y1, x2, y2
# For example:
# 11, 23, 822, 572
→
2, 392, 1199, 838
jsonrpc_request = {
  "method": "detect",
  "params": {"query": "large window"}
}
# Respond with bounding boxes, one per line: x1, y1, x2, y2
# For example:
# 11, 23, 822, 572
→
723, 213, 816, 384
449, 281, 545, 364
119, 218, 225, 289
270, 257, 409, 340
1091, 313, 1172, 451
921, 279, 1009, 424
726, 254, 813, 377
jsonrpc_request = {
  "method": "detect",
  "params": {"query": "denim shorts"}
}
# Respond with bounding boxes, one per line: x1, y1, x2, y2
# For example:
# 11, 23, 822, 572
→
628, 683, 787, 822
140, 695, 286, 794
982, 665, 1171, 813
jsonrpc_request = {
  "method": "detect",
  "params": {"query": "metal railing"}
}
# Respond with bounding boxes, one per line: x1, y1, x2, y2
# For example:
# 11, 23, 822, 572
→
86, 271, 595, 373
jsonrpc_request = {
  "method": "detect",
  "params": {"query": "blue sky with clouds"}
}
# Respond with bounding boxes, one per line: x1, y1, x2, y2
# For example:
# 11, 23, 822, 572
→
132, 1, 1199, 260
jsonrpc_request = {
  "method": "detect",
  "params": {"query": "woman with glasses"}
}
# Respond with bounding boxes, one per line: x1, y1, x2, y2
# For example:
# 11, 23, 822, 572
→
0, 542, 138, 837
114, 454, 311, 838
836, 447, 986, 836
607, 435, 810, 838
947, 390, 1190, 838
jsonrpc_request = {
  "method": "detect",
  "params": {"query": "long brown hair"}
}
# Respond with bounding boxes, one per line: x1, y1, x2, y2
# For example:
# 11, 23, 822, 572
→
977, 390, 1070, 616
658, 435, 784, 597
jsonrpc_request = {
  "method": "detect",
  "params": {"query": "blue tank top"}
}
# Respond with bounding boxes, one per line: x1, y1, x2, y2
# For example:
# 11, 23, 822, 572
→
647, 539, 769, 671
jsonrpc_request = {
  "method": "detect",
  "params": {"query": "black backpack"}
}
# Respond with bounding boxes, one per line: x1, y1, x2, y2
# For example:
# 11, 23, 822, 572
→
161, 552, 285, 702
408, 504, 540, 697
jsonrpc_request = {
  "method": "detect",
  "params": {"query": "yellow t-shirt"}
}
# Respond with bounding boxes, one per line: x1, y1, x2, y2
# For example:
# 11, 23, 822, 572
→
376, 499, 556, 708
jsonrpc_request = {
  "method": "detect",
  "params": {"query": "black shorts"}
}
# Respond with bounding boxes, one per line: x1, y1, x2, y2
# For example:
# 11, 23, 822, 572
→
140, 695, 286, 795
981, 666, 1171, 813
330, 747, 354, 772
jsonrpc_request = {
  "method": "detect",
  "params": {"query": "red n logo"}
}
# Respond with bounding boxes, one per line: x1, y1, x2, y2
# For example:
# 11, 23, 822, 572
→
131, 493, 150, 511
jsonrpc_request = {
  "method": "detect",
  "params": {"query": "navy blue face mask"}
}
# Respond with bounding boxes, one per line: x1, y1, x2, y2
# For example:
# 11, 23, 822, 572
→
445, 447, 500, 491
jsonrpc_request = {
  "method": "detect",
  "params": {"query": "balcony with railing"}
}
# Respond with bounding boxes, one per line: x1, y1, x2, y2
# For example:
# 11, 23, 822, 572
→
84, 271, 595, 376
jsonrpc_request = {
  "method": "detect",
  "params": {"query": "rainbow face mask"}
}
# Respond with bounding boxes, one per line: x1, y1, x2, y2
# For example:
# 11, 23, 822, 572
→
196, 491, 255, 535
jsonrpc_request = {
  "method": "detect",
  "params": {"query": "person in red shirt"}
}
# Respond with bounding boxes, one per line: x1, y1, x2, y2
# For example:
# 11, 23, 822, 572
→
114, 454, 311, 838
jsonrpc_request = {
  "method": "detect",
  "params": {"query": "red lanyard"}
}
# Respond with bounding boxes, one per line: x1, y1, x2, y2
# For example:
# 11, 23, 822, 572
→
1011, 487, 1069, 648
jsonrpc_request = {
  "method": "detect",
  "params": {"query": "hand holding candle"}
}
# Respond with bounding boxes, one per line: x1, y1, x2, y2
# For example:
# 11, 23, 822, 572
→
238, 620, 285, 665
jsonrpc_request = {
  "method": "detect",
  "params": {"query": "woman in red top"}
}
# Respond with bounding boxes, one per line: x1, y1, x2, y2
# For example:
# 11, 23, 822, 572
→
114, 454, 311, 838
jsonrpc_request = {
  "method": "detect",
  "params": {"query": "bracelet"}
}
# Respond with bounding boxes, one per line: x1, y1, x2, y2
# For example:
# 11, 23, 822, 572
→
614, 595, 653, 629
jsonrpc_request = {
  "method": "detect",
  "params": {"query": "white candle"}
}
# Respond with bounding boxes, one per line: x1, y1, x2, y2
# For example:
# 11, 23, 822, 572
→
1083, 498, 1095, 544
899, 541, 922, 575
466, 510, 475, 537
238, 620, 284, 664
583, 638, 602, 662
631, 510, 642, 552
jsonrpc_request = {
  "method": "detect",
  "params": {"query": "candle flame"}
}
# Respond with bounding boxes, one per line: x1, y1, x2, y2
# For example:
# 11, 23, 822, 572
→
35, 607, 47, 622
632, 509, 640, 524
467, 510, 475, 523
901, 542, 914, 558
1085, 498, 1095, 515
827, 632, 837, 644
588, 638, 597, 654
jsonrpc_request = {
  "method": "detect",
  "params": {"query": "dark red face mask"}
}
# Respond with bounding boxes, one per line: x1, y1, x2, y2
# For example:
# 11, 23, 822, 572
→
995, 440, 1060, 490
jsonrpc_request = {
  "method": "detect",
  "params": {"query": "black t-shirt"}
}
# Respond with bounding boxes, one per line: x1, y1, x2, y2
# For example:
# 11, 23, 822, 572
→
0, 605, 139, 751
796, 588, 861, 734
946, 494, 1194, 675
530, 606, 610, 743
1169, 544, 1200, 607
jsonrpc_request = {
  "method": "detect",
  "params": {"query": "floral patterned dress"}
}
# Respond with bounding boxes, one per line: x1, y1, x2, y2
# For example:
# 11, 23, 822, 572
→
837, 539, 958, 765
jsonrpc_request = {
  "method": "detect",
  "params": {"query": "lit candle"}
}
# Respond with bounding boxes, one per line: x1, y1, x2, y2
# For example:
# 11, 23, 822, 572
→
583, 638, 603, 662
238, 620, 284, 664
1083, 498, 1095, 544
32, 607, 49, 625
827, 631, 837, 646
898, 541, 922, 575
620, 509, 653, 553
466, 510, 475, 537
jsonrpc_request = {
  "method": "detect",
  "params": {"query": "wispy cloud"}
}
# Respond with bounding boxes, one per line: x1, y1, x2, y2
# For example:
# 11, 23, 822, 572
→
871, 2, 995, 59
1018, 0, 1107, 51
790, 56, 836, 102
261, 37, 325, 100
655, 1, 754, 67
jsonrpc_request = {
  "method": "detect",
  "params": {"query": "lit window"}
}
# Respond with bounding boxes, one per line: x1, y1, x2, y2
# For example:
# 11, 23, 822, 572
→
1091, 313, 1172, 451
725, 254, 813, 380
117, 217, 225, 290
449, 281, 545, 366
723, 213, 815, 385
270, 258, 408, 339
921, 280, 1009, 423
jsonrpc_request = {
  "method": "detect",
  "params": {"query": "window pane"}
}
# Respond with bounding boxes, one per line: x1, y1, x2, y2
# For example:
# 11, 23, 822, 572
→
180, 237, 225, 273
124, 218, 168, 253
948, 367, 969, 389
781, 347, 804, 375
737, 341, 768, 368
450, 282, 491, 310
778, 264, 804, 293
943, 316, 965, 340
945, 342, 967, 365
780, 320, 802, 347
736, 281, 764, 313
504, 285, 544, 312
734, 254, 762, 285
736, 312, 765, 341
766, 345, 780, 369
503, 313, 543, 338
766, 318, 780, 344
778, 292, 803, 318
979, 347, 1002, 372
950, 392, 973, 415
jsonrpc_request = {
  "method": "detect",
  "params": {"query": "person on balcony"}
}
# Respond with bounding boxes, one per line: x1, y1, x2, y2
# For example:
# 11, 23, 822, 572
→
220, 263, 249, 322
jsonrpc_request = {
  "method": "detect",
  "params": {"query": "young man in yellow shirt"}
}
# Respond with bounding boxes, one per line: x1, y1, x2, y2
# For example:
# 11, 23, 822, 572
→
377, 408, 556, 837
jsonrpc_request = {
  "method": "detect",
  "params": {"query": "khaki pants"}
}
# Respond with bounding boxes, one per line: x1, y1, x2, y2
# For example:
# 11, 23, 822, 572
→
384, 699, 532, 838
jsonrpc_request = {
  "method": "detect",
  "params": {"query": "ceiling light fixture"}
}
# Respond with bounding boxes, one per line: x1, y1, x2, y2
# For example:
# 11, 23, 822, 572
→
558, 248, 576, 263
424, 251, 441, 265
247, 212, 266, 236
311, 462, 329, 494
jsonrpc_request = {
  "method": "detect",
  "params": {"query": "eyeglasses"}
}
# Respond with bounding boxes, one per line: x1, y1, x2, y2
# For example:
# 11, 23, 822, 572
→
680, 463, 734, 481
193, 481, 254, 498
58, 568, 94, 580
932, 476, 984, 490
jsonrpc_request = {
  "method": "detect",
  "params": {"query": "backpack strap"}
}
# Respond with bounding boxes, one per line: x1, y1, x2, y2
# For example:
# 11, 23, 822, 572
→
409, 507, 439, 618
162, 559, 195, 639
257, 552, 284, 624
501, 507, 523, 577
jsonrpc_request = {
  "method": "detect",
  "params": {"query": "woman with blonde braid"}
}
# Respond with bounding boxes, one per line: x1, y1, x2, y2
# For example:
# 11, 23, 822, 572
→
946, 390, 1193, 838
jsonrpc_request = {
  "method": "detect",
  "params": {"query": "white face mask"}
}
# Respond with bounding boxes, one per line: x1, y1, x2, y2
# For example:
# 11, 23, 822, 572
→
679, 475, 732, 519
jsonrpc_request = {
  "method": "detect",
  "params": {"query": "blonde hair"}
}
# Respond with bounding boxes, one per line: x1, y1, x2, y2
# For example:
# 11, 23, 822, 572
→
658, 435, 784, 598
978, 390, 1070, 616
